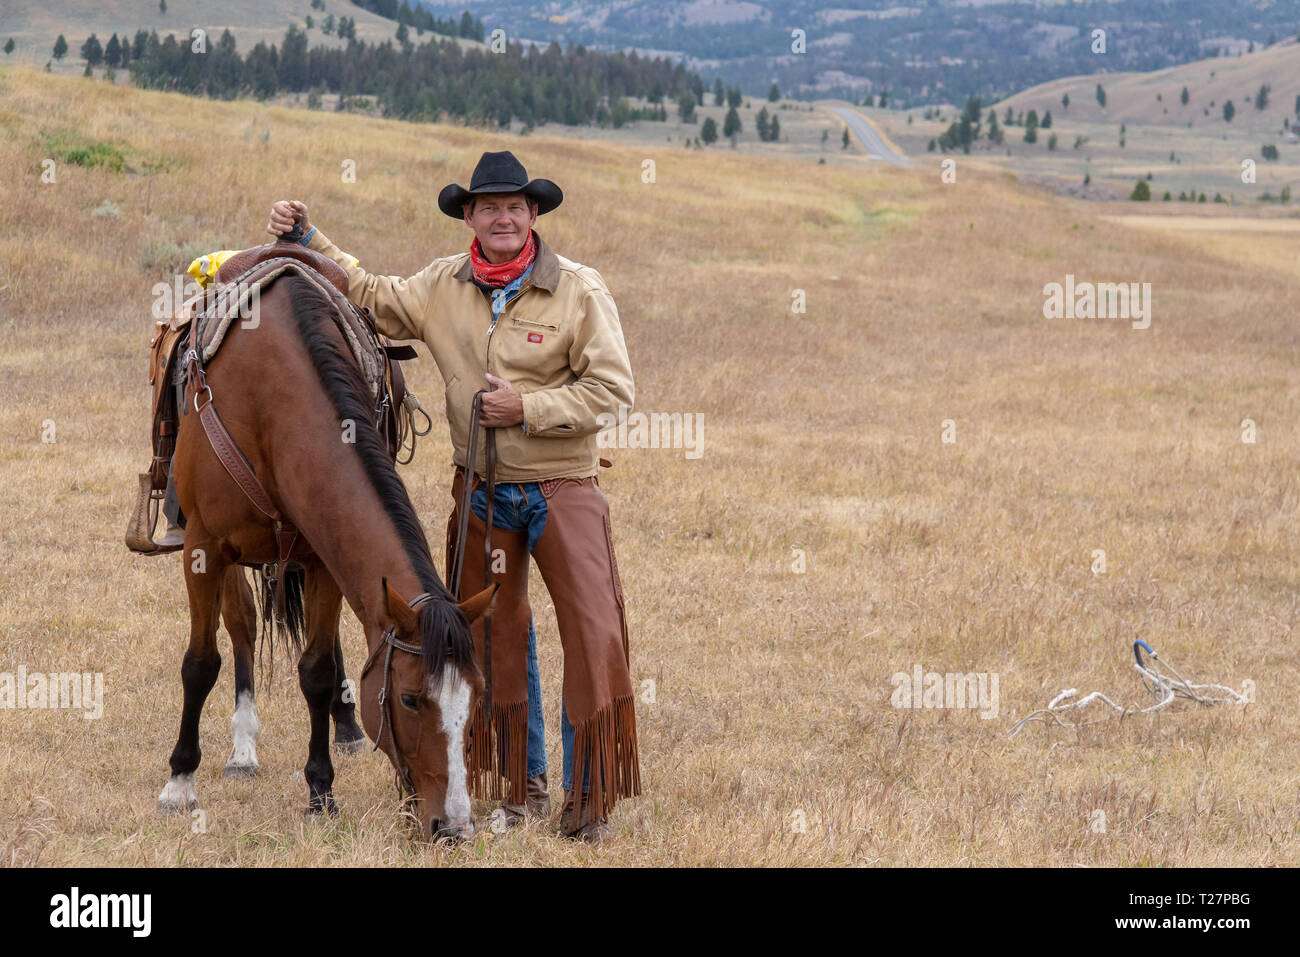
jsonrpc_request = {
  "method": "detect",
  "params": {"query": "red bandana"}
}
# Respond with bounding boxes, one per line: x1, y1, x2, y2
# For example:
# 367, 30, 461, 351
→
469, 229, 537, 287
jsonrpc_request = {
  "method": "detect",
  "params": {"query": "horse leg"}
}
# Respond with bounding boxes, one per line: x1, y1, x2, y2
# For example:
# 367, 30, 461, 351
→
330, 629, 366, 754
159, 529, 227, 812
299, 562, 343, 816
221, 566, 262, 777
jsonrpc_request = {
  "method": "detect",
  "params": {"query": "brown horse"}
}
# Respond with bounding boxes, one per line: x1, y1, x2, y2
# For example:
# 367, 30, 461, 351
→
157, 270, 490, 838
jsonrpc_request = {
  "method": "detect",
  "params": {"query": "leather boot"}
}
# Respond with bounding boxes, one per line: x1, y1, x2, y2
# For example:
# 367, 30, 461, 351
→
499, 773, 550, 828
526, 771, 551, 818
156, 522, 186, 549
556, 791, 611, 843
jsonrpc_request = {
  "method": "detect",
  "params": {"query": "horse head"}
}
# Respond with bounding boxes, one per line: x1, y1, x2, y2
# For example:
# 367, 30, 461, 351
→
361, 578, 494, 841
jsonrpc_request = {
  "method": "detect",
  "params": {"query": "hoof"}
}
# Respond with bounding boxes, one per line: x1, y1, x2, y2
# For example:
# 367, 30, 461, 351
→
157, 774, 198, 812
223, 762, 260, 779
332, 736, 367, 756
306, 793, 339, 818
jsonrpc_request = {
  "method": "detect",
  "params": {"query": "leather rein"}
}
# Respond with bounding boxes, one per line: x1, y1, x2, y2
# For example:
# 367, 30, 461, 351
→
449, 390, 497, 719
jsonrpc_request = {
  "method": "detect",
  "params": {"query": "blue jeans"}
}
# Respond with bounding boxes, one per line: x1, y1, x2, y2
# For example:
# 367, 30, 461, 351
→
469, 481, 586, 792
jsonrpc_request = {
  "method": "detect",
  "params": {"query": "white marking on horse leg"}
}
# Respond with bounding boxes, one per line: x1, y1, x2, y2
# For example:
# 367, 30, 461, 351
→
226, 690, 261, 770
158, 773, 198, 810
431, 670, 472, 834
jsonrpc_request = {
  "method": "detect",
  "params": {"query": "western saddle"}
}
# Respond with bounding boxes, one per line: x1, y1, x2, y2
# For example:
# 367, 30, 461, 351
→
125, 237, 429, 555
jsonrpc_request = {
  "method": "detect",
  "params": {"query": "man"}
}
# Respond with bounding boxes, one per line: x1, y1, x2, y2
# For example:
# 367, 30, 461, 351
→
266, 151, 640, 840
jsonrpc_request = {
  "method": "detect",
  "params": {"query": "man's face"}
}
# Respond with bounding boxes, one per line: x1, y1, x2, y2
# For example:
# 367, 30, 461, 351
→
463, 192, 537, 263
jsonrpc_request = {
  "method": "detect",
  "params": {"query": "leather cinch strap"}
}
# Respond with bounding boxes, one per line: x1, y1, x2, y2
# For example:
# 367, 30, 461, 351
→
183, 330, 298, 622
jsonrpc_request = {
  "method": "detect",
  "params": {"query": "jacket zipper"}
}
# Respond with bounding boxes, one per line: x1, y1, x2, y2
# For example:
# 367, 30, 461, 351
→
485, 283, 530, 372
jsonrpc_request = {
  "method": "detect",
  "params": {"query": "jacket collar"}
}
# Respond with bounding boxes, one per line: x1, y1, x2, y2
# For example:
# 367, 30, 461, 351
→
453, 230, 558, 293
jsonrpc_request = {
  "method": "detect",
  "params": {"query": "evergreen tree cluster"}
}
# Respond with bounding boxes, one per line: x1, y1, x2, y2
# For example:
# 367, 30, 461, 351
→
349, 2, 482, 41
120, 26, 698, 129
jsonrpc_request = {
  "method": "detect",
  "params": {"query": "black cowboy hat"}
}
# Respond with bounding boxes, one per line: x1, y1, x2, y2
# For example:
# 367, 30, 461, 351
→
437, 150, 563, 219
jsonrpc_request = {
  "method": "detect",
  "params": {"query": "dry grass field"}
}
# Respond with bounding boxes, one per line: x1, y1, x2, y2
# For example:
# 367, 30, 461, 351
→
1, 64, 1298, 867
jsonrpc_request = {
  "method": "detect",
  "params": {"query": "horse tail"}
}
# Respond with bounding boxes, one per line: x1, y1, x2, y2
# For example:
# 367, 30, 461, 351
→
251, 565, 306, 676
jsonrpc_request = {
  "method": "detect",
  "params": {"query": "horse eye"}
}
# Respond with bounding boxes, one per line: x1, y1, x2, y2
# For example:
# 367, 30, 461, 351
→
399, 693, 421, 712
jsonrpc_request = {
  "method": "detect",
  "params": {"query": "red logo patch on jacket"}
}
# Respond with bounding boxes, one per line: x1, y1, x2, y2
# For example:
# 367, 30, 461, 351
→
527, 332, 544, 343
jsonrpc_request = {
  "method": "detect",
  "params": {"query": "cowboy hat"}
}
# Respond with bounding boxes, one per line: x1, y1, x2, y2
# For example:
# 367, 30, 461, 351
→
437, 150, 563, 219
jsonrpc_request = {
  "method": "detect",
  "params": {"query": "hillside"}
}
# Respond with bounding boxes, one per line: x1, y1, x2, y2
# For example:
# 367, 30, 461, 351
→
874, 41, 1300, 203
0, 0, 478, 76
1, 63, 1298, 866
999, 37, 1300, 133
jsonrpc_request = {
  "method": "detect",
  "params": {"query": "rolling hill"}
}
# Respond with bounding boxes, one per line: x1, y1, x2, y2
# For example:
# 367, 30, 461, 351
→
0, 0, 476, 76
998, 37, 1300, 134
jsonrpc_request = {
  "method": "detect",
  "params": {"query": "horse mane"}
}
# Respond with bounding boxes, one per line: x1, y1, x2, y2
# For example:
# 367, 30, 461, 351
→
281, 273, 475, 683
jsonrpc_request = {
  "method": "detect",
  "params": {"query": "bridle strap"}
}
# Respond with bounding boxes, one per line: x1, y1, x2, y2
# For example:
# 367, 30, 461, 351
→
360, 592, 435, 796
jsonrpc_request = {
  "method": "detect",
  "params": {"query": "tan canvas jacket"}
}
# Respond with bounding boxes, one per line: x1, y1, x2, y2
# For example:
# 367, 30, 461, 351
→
306, 227, 634, 482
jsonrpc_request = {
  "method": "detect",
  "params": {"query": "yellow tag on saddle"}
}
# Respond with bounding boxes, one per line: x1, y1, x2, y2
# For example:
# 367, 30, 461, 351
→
186, 250, 243, 289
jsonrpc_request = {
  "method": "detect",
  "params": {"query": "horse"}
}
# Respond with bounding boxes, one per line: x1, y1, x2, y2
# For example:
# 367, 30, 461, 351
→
156, 266, 491, 839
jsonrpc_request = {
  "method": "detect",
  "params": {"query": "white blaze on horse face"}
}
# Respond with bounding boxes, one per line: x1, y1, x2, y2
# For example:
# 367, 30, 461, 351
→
430, 670, 472, 828
226, 690, 261, 769
157, 773, 197, 810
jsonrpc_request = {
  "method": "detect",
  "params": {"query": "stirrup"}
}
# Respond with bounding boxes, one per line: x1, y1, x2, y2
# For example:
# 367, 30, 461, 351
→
124, 472, 182, 555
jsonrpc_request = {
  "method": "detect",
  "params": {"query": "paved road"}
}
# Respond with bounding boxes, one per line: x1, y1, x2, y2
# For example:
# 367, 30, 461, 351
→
824, 104, 912, 168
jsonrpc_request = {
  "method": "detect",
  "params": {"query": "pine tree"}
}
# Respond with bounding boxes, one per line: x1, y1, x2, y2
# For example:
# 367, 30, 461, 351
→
677, 91, 696, 123
1096, 83, 1106, 107
987, 108, 1003, 144
713, 78, 724, 106
1181, 86, 1189, 105
81, 34, 103, 67
1062, 92, 1069, 109
3, 38, 14, 55
723, 106, 741, 140
701, 116, 718, 144
53, 34, 68, 60
768, 81, 779, 102
1223, 100, 1235, 122
842, 126, 850, 148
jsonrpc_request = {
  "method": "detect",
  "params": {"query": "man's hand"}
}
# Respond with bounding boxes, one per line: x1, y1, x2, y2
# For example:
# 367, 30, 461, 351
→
267, 199, 311, 240
480, 373, 524, 428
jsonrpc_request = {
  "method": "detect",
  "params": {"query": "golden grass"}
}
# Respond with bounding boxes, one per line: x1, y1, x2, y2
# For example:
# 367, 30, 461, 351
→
1, 66, 1298, 866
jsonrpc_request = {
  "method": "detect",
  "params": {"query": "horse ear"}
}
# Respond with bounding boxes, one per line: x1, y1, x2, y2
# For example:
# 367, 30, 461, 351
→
457, 582, 499, 624
382, 577, 419, 633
